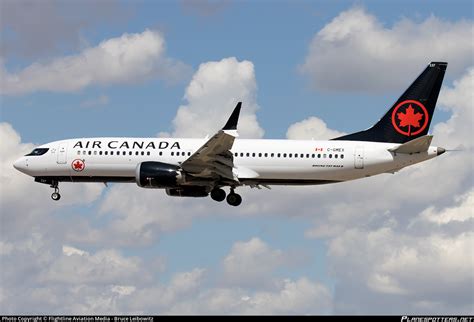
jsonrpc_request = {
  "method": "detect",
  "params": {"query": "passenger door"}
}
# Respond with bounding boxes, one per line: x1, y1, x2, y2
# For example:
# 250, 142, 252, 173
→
57, 143, 67, 164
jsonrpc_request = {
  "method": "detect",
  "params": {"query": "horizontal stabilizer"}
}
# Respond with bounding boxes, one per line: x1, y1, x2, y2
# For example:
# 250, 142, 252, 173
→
388, 135, 433, 154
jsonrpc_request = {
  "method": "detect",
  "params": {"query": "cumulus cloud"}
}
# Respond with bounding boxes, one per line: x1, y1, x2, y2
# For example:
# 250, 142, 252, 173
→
165, 57, 264, 139
328, 204, 473, 313
1, 30, 191, 95
300, 7, 474, 91
40, 246, 144, 285
221, 237, 286, 288
122, 239, 332, 315
286, 116, 344, 140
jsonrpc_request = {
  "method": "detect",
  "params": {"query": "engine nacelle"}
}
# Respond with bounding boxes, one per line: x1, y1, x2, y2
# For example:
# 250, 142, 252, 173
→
166, 187, 209, 198
136, 161, 183, 188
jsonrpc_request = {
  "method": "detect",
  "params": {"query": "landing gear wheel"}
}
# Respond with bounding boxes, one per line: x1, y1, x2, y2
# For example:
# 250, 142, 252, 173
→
50, 180, 61, 201
210, 188, 226, 202
226, 192, 242, 207
51, 192, 61, 201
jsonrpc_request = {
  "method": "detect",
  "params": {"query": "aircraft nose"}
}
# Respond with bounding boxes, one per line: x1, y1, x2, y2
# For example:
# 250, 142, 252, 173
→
13, 157, 27, 172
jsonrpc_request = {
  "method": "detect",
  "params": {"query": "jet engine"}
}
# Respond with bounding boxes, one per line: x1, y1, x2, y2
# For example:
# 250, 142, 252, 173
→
136, 161, 184, 188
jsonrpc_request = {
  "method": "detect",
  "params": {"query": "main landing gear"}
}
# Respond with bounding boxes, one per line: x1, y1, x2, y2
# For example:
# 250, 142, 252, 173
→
210, 187, 242, 206
50, 181, 61, 201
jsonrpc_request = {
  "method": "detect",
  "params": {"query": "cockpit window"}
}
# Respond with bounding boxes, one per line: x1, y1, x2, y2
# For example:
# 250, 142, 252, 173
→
25, 148, 49, 156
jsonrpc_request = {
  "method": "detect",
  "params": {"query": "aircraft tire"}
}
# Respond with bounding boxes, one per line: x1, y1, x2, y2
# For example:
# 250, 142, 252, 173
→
210, 188, 226, 202
226, 193, 242, 206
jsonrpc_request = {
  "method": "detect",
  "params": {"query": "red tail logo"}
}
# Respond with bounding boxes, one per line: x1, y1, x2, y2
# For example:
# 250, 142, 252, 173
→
391, 100, 429, 136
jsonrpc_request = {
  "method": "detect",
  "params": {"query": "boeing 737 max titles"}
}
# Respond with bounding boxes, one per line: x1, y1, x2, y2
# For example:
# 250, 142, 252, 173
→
14, 62, 448, 206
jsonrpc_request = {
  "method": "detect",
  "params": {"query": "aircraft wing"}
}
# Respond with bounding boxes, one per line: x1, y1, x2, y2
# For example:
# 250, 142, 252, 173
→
180, 103, 241, 182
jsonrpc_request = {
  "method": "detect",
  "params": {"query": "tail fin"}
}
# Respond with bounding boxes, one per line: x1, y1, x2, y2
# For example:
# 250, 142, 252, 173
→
333, 62, 447, 143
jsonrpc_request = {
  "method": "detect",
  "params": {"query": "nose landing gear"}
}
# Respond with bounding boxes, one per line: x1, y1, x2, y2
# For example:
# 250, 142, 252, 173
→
50, 181, 61, 201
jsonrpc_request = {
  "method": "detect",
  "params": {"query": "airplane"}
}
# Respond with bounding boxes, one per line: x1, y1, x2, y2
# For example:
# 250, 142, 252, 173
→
13, 62, 447, 206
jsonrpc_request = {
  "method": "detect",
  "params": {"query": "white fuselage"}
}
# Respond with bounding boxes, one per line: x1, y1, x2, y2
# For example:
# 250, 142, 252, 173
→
13, 137, 442, 185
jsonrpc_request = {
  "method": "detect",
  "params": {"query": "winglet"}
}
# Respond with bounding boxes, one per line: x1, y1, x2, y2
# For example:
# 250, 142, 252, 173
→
223, 102, 242, 130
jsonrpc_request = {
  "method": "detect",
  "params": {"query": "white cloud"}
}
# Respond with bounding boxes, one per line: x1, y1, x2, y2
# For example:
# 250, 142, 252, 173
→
435, 67, 474, 149
165, 57, 264, 138
417, 189, 474, 225
1, 30, 191, 95
162, 277, 332, 315
221, 237, 285, 288
286, 116, 344, 140
300, 7, 474, 91
328, 226, 473, 313
123, 239, 332, 315
40, 246, 144, 285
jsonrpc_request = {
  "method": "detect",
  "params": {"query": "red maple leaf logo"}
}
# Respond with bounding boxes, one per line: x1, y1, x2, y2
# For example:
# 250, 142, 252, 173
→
73, 160, 84, 171
397, 105, 423, 136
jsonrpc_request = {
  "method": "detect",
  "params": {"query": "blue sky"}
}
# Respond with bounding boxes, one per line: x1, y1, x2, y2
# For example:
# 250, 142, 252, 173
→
1, 0, 473, 314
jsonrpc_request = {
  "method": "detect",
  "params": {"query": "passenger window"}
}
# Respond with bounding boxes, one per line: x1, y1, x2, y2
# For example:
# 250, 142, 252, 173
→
264, 153, 268, 157
335, 154, 338, 158
147, 151, 150, 156
329, 154, 332, 158
99, 151, 103, 155
341, 154, 344, 159
159, 151, 163, 156
188, 152, 191, 156
129, 151, 132, 156
123, 151, 126, 156
283, 153, 287, 158
77, 151, 81, 155
252, 153, 255, 157
88, 151, 92, 155
312, 154, 315, 158
300, 154, 304, 158
258, 153, 262, 157
277, 153, 281, 158
246, 153, 250, 157
141, 151, 144, 156
271, 153, 274, 157
289, 153, 292, 158
171, 152, 174, 156
110, 151, 114, 155
105, 151, 108, 155
135, 151, 139, 156
306, 154, 309, 158
323, 154, 326, 158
